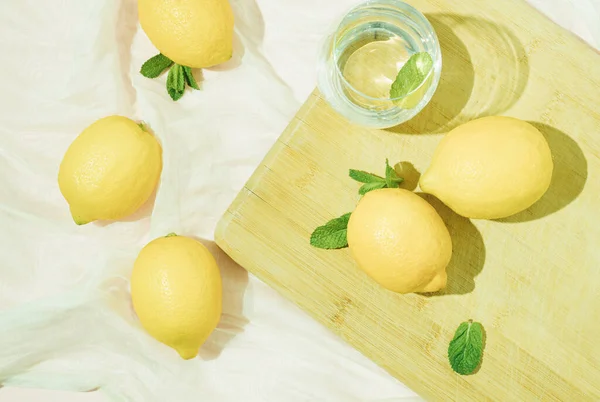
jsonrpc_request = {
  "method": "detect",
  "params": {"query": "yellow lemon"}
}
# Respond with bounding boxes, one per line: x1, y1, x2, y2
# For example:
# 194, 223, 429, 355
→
347, 188, 452, 294
138, 0, 234, 68
58, 116, 162, 225
419, 116, 553, 219
130, 234, 222, 360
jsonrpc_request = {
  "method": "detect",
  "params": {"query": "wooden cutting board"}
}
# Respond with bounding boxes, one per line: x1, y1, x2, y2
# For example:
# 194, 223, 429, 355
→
215, 0, 600, 400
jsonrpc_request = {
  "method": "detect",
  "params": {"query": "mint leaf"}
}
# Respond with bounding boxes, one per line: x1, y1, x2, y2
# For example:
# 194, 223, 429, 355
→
182, 66, 200, 90
359, 181, 386, 195
350, 160, 404, 195
310, 213, 352, 249
448, 320, 485, 375
140, 53, 174, 78
390, 52, 433, 101
349, 169, 385, 184
167, 64, 185, 101
175, 64, 185, 92
385, 159, 404, 188
142, 55, 199, 101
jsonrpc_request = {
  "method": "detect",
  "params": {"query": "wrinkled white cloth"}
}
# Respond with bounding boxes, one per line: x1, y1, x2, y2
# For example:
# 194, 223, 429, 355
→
0, 0, 598, 401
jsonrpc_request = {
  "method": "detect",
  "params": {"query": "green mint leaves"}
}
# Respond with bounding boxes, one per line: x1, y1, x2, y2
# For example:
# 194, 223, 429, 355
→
310, 159, 405, 249
183, 66, 200, 90
448, 320, 485, 375
384, 159, 404, 189
140, 53, 200, 101
350, 159, 404, 196
348, 169, 386, 195
390, 52, 434, 109
358, 181, 386, 195
310, 213, 352, 249
348, 169, 384, 183
140, 54, 174, 78
167, 64, 186, 101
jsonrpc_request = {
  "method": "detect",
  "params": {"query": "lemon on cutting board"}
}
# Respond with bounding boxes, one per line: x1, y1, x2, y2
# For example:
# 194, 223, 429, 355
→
419, 116, 553, 220
58, 116, 162, 225
130, 233, 223, 360
138, 0, 234, 69
347, 188, 452, 294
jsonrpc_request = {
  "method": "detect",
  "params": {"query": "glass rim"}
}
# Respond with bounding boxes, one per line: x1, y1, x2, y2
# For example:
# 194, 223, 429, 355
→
330, 0, 439, 103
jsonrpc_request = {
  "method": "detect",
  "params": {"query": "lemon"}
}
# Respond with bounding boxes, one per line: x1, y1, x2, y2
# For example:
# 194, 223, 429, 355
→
130, 234, 222, 360
138, 0, 234, 68
419, 116, 553, 219
58, 116, 162, 225
347, 188, 452, 294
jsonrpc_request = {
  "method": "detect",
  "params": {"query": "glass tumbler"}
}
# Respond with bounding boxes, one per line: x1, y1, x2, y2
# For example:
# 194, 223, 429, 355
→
317, 0, 442, 129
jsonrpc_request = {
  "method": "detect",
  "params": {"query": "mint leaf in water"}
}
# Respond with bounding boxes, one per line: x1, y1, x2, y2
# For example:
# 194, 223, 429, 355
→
385, 159, 404, 188
140, 53, 174, 78
349, 169, 385, 184
389, 52, 434, 103
448, 320, 485, 375
310, 213, 352, 249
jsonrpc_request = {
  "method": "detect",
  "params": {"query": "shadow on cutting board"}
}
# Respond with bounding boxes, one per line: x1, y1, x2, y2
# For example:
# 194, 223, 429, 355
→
418, 193, 486, 296
197, 240, 250, 360
497, 122, 588, 223
388, 13, 529, 135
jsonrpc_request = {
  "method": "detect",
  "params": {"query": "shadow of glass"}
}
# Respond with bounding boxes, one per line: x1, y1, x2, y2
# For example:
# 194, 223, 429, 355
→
497, 122, 588, 223
388, 13, 529, 135
197, 240, 250, 360
418, 193, 486, 295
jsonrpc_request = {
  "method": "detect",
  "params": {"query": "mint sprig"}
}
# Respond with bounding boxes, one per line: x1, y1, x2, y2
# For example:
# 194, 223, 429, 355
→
310, 213, 352, 249
349, 159, 403, 196
358, 181, 386, 195
140, 53, 201, 101
348, 169, 385, 183
167, 64, 185, 101
448, 320, 485, 375
385, 159, 404, 188
310, 159, 406, 249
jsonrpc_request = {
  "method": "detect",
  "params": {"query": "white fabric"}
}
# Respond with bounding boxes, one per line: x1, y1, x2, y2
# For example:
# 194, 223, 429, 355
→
0, 0, 597, 401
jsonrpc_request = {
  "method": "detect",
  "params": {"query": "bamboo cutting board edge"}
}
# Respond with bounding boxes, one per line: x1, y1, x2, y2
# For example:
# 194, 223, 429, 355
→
215, 0, 600, 400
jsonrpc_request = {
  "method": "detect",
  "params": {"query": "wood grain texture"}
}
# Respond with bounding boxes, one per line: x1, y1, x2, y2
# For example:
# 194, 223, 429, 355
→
215, 0, 600, 400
